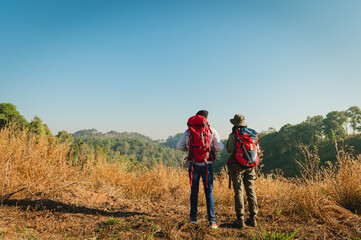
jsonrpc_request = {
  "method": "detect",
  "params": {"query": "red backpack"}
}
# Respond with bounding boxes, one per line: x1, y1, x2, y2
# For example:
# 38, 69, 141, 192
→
233, 127, 260, 167
186, 115, 213, 165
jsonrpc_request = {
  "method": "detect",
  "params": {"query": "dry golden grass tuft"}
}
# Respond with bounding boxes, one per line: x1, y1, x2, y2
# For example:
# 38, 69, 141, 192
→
255, 144, 361, 236
255, 171, 295, 217
0, 125, 78, 200
87, 159, 190, 203
323, 145, 361, 214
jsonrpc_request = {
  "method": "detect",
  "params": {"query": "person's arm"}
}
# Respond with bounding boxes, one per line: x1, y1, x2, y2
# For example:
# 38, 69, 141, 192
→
226, 133, 236, 154
176, 131, 188, 151
211, 128, 224, 152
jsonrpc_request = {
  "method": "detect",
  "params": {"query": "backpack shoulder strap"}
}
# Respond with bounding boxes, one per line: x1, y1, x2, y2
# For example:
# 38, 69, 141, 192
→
233, 127, 244, 143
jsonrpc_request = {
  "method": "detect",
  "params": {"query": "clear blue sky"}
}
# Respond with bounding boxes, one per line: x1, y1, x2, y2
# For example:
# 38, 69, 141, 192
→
1, 0, 361, 140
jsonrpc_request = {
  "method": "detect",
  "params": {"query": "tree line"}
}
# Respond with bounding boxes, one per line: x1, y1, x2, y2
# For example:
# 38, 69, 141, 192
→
69, 129, 186, 168
0, 103, 51, 135
0, 103, 186, 169
163, 106, 361, 176
258, 106, 361, 176
1, 103, 360, 176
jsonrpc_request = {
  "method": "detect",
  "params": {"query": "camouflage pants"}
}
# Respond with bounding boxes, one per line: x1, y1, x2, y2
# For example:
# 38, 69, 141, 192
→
229, 164, 259, 220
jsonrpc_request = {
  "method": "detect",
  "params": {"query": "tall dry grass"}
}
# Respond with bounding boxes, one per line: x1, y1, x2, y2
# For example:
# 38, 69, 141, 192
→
323, 145, 361, 214
0, 125, 79, 200
255, 144, 361, 236
1, 125, 361, 236
86, 159, 190, 203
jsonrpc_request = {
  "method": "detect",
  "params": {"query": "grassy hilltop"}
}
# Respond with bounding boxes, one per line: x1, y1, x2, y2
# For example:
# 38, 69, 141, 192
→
1, 125, 361, 239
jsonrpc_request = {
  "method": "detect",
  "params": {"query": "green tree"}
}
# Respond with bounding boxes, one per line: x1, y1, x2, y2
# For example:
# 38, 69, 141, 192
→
0, 103, 28, 129
161, 133, 183, 148
346, 106, 361, 135
278, 124, 298, 152
28, 116, 51, 136
56, 130, 74, 144
73, 128, 99, 138
322, 111, 347, 141
304, 115, 324, 143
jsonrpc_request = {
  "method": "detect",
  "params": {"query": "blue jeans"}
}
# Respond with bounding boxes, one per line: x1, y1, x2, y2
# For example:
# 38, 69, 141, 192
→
189, 164, 215, 222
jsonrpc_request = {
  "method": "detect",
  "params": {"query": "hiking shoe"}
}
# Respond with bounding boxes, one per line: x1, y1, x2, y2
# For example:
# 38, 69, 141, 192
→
233, 219, 245, 228
246, 217, 257, 227
188, 218, 197, 224
209, 221, 219, 229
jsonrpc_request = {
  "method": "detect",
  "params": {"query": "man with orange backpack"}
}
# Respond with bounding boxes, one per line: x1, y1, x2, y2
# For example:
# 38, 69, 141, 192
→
177, 110, 224, 229
226, 114, 260, 228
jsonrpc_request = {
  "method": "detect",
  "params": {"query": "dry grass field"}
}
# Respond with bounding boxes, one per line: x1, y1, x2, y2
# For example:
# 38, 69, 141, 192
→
1, 125, 361, 239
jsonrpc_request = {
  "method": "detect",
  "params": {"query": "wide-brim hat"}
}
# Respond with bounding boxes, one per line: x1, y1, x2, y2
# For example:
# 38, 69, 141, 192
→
230, 114, 247, 127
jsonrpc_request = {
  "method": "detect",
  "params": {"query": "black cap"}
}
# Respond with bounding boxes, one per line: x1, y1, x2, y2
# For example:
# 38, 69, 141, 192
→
196, 110, 208, 119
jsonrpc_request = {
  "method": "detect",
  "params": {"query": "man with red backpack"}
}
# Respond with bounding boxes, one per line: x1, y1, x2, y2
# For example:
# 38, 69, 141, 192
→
226, 114, 260, 228
177, 110, 224, 229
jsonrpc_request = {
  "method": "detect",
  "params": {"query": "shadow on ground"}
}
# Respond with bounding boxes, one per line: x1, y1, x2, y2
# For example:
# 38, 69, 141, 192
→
2, 198, 148, 218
